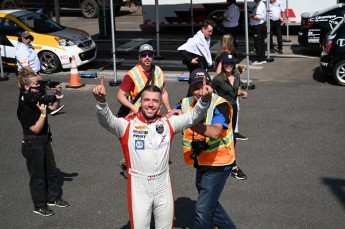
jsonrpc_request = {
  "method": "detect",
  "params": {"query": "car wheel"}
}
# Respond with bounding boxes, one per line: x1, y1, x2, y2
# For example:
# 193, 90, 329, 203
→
38, 51, 61, 74
1, 0, 17, 9
81, 0, 99, 18
332, 60, 345, 86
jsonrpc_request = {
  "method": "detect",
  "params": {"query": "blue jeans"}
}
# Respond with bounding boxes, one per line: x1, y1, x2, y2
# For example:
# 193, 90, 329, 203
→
193, 168, 237, 229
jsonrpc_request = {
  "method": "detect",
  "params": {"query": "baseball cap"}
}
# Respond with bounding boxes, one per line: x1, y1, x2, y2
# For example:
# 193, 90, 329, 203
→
189, 68, 211, 85
21, 31, 34, 40
139, 44, 154, 53
221, 53, 236, 64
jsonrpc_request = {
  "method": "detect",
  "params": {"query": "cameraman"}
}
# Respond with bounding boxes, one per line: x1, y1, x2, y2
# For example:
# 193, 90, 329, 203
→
175, 68, 237, 228
17, 70, 69, 217
16, 31, 64, 114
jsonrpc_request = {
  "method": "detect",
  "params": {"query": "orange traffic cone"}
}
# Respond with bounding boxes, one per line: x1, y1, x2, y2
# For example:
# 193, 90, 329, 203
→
66, 55, 85, 88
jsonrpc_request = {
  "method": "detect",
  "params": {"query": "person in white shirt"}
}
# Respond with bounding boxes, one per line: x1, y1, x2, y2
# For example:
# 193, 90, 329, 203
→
178, 20, 215, 73
269, 0, 285, 54
222, 0, 240, 48
16, 31, 64, 115
16, 31, 41, 75
250, 0, 267, 65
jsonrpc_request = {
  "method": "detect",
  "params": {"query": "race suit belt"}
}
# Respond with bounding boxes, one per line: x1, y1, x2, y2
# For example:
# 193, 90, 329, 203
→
128, 168, 169, 180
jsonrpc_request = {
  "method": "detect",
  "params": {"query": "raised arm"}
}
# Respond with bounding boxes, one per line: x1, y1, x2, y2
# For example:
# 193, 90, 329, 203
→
93, 76, 127, 137
169, 76, 213, 133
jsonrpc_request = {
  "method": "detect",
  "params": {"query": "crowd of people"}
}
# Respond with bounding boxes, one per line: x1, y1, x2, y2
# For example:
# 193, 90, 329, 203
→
93, 30, 250, 228
94, 0, 287, 226
14, 0, 286, 227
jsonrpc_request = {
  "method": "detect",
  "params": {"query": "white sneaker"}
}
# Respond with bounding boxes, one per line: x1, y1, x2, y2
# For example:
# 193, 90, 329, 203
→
261, 60, 267, 64
251, 61, 262, 65
50, 105, 64, 115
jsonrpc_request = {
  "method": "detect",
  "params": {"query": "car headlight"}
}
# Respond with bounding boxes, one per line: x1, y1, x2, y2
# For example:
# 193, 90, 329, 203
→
55, 37, 76, 46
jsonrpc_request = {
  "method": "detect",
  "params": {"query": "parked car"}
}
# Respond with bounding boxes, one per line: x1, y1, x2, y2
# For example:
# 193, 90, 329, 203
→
0, 0, 124, 18
0, 9, 97, 73
320, 16, 345, 86
298, 3, 345, 47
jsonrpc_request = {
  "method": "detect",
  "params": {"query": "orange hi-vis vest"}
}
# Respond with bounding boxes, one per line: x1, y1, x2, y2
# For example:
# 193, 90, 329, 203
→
127, 64, 164, 106
181, 94, 236, 167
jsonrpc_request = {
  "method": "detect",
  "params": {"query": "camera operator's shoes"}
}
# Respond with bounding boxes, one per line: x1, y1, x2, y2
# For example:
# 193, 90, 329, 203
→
235, 133, 248, 141
230, 167, 247, 180
47, 198, 69, 208
50, 105, 64, 115
33, 206, 55, 216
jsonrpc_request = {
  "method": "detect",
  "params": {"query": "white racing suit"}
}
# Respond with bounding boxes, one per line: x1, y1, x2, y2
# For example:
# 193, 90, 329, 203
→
96, 99, 209, 229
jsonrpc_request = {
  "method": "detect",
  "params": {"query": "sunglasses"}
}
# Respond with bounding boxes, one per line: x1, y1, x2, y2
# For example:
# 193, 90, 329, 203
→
140, 53, 154, 58
23, 36, 33, 41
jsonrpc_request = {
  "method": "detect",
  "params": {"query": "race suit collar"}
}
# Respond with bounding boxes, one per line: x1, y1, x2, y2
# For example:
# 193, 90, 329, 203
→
137, 110, 162, 124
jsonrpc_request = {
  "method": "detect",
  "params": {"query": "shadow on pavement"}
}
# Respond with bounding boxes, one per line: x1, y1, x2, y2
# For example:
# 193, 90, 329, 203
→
56, 168, 78, 198
323, 178, 345, 210
290, 44, 322, 57
115, 196, 196, 229
174, 197, 196, 228
312, 66, 339, 86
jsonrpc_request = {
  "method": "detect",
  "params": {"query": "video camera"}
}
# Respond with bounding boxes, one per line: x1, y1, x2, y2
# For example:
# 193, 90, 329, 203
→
24, 91, 57, 106
190, 139, 208, 160
24, 79, 60, 106
37, 80, 60, 91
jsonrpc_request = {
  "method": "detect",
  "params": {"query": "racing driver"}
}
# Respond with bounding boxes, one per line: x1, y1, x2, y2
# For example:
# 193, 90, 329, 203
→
93, 76, 212, 228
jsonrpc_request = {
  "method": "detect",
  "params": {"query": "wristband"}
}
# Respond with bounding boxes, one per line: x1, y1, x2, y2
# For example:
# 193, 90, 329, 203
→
41, 114, 46, 118
167, 109, 172, 112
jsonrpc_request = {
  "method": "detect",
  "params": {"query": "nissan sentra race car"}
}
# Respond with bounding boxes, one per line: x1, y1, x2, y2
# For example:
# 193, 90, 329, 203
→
0, 9, 97, 73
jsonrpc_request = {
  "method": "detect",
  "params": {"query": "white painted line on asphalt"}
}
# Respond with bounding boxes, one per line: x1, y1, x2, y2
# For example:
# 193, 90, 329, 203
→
248, 65, 264, 70
270, 54, 317, 59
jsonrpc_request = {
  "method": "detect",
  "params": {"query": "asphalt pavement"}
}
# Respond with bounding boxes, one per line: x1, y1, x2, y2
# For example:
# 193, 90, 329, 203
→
1, 9, 345, 229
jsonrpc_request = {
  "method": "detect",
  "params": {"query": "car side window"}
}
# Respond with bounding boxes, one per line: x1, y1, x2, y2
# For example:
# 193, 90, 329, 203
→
0, 18, 21, 36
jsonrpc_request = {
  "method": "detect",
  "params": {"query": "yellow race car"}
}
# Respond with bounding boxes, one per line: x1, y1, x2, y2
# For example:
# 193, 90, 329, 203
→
0, 9, 97, 73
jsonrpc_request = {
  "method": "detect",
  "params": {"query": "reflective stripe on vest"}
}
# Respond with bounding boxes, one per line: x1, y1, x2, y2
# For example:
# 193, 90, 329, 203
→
181, 94, 235, 167
128, 64, 164, 106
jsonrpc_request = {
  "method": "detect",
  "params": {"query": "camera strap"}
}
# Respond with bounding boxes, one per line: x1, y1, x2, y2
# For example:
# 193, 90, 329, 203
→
47, 124, 53, 142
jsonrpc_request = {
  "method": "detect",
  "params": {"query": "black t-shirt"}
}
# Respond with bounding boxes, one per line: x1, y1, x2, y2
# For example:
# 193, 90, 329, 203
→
17, 92, 48, 135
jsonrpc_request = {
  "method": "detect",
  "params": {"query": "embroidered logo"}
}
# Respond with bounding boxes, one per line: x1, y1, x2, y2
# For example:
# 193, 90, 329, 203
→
135, 140, 145, 150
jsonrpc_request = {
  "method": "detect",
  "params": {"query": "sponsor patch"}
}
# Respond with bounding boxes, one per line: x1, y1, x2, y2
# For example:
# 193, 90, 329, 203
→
158, 135, 169, 148
134, 125, 147, 130
156, 121, 164, 134
133, 130, 148, 135
135, 140, 145, 150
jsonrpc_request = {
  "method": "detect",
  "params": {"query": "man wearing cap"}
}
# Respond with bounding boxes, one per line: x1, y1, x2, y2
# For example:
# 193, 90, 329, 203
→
16, 31, 41, 75
117, 44, 172, 172
15, 31, 65, 115
174, 68, 237, 228
117, 44, 172, 115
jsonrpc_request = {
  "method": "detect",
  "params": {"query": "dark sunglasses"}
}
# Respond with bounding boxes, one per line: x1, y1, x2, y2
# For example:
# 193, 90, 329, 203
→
23, 35, 34, 41
140, 53, 154, 58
